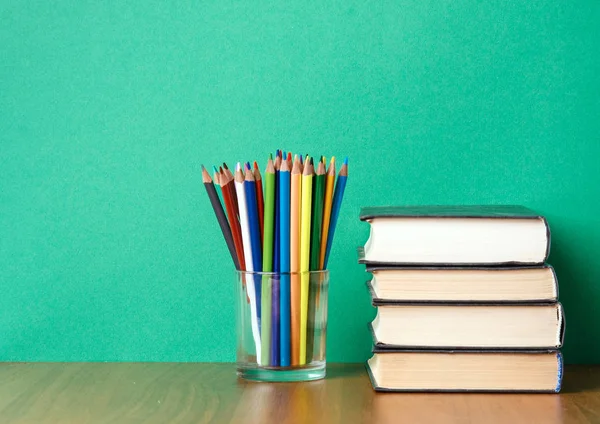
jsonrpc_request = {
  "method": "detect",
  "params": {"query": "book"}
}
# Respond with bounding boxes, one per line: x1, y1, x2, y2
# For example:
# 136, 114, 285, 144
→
359, 205, 550, 265
367, 265, 558, 304
371, 303, 564, 349
366, 350, 563, 392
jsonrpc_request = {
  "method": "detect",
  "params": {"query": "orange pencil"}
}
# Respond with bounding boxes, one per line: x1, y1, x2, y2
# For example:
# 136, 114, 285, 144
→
290, 155, 302, 365
319, 157, 336, 269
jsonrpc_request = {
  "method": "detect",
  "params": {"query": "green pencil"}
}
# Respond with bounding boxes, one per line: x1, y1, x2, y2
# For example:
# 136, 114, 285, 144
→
305, 158, 325, 363
310, 160, 326, 270
260, 156, 275, 366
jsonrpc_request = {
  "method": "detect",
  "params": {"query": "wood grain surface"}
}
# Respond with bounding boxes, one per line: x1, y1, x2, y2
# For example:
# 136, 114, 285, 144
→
0, 363, 598, 424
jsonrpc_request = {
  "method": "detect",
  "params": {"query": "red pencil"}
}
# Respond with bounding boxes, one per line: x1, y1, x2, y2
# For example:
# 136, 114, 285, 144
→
253, 161, 264, 246
222, 163, 238, 217
219, 168, 245, 269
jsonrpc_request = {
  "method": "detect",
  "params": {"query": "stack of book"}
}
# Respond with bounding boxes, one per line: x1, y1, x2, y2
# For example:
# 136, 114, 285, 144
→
359, 206, 564, 393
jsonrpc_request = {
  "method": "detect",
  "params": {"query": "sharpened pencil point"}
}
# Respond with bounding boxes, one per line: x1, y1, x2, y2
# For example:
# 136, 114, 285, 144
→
344, 157, 348, 165
201, 164, 206, 171
212, 165, 219, 174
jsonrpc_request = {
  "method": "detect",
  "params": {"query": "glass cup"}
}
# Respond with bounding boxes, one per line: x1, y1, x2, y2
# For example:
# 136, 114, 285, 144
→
235, 270, 329, 382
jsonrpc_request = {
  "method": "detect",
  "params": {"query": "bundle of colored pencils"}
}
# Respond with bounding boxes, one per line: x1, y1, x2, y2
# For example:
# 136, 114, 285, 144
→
201, 151, 348, 367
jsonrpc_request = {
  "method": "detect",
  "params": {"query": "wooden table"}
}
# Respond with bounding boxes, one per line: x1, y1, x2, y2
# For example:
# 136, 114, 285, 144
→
0, 363, 597, 423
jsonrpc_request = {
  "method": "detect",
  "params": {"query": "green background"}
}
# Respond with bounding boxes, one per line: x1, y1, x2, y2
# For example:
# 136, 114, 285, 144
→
1, 1, 599, 364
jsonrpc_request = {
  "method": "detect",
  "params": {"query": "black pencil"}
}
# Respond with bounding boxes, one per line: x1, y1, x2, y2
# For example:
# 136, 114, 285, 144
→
202, 165, 240, 270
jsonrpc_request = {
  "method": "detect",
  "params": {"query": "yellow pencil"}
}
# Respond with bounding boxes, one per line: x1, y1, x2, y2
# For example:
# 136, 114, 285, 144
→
299, 157, 314, 364
319, 157, 336, 269
290, 155, 302, 365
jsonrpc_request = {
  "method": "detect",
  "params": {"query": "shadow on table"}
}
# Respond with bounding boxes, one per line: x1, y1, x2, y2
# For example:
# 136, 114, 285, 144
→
561, 365, 600, 393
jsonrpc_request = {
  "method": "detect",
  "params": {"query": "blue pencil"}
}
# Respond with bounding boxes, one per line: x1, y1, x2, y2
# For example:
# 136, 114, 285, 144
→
244, 168, 263, 317
323, 157, 348, 268
271, 156, 281, 366
279, 158, 291, 366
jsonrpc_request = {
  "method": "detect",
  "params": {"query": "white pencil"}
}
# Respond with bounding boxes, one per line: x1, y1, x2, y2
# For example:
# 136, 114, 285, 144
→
235, 165, 261, 363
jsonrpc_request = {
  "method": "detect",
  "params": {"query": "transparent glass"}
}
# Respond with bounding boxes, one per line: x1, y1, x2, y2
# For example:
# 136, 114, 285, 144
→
235, 270, 329, 382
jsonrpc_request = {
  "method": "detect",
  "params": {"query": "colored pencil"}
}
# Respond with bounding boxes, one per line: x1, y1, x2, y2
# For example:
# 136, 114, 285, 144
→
271, 154, 281, 366
222, 163, 238, 216
234, 167, 261, 362
244, 168, 263, 324
254, 162, 264, 247
319, 158, 336, 269
219, 168, 245, 270
279, 157, 291, 367
212, 165, 225, 211
201, 166, 239, 270
299, 158, 314, 364
306, 160, 325, 363
260, 157, 275, 366
244, 169, 262, 272
290, 156, 302, 365
310, 160, 326, 270
324, 158, 348, 268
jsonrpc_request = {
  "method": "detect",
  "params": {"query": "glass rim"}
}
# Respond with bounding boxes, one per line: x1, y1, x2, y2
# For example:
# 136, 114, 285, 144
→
235, 269, 329, 277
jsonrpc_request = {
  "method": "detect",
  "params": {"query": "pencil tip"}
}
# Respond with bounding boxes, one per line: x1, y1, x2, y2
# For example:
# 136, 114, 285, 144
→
201, 164, 206, 171
212, 165, 218, 174
344, 157, 348, 165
